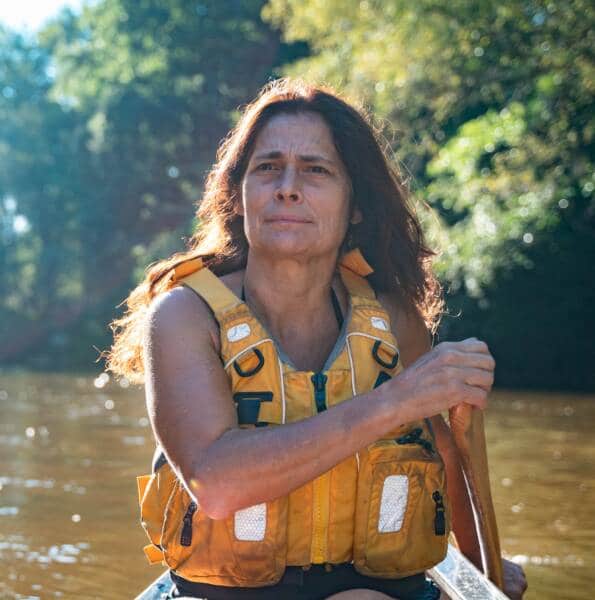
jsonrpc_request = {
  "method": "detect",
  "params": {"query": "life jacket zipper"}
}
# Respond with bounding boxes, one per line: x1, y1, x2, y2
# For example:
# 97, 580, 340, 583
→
432, 491, 446, 535
180, 501, 198, 546
311, 372, 329, 563
311, 372, 328, 412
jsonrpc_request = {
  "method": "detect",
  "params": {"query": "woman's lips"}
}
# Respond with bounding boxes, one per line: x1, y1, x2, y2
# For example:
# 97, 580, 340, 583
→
265, 215, 312, 224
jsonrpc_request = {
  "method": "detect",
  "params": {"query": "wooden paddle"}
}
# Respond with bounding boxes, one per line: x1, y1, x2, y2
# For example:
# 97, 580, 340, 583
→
449, 403, 504, 589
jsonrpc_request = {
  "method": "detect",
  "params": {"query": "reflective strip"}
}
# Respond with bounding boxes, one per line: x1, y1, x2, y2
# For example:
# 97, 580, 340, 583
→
234, 503, 267, 541
346, 334, 357, 395
345, 338, 360, 472
227, 323, 251, 342
378, 475, 409, 533
371, 316, 389, 331
277, 356, 286, 424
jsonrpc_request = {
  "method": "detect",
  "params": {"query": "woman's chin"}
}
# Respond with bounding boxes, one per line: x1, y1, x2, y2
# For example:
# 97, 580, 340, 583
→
250, 235, 319, 258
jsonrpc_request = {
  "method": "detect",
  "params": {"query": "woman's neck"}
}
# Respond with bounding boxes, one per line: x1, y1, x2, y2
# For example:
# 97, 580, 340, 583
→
242, 249, 341, 343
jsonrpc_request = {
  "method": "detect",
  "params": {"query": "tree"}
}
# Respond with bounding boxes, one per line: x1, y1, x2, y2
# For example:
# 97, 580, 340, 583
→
0, 0, 285, 368
263, 0, 595, 389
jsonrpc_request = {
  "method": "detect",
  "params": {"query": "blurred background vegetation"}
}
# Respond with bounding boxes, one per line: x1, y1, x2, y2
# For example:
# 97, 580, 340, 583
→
1, 0, 593, 390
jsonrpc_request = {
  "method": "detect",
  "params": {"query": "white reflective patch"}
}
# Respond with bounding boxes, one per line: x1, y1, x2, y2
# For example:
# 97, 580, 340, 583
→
378, 475, 409, 533
371, 316, 389, 331
227, 323, 251, 342
234, 503, 266, 541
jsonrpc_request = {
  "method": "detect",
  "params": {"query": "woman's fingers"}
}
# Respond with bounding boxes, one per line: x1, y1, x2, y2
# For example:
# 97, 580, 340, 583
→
445, 366, 494, 391
502, 558, 528, 599
393, 336, 495, 418
436, 337, 491, 355
459, 384, 489, 409
440, 350, 495, 372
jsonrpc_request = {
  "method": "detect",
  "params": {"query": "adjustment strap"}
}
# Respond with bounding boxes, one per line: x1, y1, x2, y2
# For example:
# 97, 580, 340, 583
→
338, 248, 376, 299
339, 247, 374, 277
177, 267, 242, 317
171, 257, 204, 281
339, 267, 376, 299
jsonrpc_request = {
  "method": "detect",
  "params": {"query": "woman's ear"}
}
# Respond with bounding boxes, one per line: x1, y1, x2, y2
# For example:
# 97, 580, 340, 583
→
350, 207, 363, 225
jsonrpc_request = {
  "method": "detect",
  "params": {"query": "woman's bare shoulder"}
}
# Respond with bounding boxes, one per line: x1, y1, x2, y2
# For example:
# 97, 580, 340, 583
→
145, 268, 247, 352
144, 285, 218, 353
376, 290, 431, 367
147, 268, 245, 341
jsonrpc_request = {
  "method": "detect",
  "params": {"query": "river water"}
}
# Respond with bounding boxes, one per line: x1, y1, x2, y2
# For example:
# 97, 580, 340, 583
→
0, 371, 593, 599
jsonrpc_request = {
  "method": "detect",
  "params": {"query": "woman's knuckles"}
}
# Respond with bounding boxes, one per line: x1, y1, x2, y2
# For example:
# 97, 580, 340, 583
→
436, 345, 458, 364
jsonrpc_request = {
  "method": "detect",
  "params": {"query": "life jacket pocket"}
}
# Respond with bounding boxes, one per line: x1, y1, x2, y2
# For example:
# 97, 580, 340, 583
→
155, 477, 288, 587
353, 433, 450, 578
137, 464, 178, 554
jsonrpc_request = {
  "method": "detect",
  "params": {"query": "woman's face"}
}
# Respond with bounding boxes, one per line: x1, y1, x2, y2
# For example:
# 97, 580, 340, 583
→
239, 111, 357, 260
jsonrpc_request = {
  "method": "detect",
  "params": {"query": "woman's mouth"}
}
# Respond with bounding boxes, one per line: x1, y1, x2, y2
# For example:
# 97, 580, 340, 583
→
265, 215, 312, 224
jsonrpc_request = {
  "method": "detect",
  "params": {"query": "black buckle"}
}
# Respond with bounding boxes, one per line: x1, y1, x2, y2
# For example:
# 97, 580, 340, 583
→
372, 340, 399, 369
233, 391, 273, 426
233, 347, 265, 377
373, 371, 392, 388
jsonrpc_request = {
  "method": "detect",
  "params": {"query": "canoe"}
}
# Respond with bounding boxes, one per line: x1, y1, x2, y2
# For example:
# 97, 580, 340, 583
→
135, 544, 509, 600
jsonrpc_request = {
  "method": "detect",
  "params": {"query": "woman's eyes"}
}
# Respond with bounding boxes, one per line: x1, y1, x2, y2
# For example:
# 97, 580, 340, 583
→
256, 163, 329, 174
308, 165, 330, 174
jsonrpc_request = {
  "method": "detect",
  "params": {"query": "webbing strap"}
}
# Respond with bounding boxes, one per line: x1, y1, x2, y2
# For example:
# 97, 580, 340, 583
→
339, 247, 374, 277
338, 266, 376, 299
338, 249, 376, 300
179, 267, 242, 317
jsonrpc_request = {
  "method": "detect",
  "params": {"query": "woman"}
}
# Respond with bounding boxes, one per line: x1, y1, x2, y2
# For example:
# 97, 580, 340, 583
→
108, 78, 526, 599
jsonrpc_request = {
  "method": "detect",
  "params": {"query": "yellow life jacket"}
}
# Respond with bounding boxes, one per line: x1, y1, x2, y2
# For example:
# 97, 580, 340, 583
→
136, 249, 450, 587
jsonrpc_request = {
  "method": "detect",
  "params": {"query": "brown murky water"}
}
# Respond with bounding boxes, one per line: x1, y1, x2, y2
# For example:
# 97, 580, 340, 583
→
0, 372, 593, 599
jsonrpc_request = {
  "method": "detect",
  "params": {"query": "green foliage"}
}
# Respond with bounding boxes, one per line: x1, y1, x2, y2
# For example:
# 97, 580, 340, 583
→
263, 0, 594, 285
1, 0, 593, 388
263, 0, 595, 388
0, 1, 283, 369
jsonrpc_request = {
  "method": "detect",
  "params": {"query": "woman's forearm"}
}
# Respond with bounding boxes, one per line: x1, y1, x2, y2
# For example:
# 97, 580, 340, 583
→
188, 384, 398, 519
183, 337, 492, 521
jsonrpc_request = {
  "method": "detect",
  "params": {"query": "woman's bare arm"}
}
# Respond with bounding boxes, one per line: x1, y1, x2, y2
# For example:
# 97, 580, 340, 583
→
143, 285, 492, 520
144, 285, 403, 519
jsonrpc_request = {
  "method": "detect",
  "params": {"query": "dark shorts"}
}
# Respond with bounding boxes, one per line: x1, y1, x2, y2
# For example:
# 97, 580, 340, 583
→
167, 564, 441, 600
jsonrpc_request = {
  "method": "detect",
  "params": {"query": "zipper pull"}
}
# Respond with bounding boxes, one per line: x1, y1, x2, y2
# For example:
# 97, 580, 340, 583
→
419, 438, 435, 454
180, 501, 198, 546
432, 491, 446, 535
396, 427, 422, 445
311, 372, 328, 413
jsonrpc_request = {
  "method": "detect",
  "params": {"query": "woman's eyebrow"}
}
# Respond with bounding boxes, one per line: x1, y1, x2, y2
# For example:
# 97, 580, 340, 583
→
253, 150, 334, 165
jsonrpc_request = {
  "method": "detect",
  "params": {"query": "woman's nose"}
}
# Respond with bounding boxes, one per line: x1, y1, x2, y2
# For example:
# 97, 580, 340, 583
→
274, 167, 301, 203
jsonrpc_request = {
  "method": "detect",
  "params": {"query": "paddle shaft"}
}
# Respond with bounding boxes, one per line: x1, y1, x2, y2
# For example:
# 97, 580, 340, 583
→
449, 404, 504, 588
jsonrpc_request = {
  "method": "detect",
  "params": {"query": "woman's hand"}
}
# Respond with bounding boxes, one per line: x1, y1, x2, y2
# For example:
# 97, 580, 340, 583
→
502, 557, 528, 599
386, 337, 495, 422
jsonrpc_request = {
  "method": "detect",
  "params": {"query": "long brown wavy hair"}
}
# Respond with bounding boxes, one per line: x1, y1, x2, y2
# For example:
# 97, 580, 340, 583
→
105, 77, 444, 384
